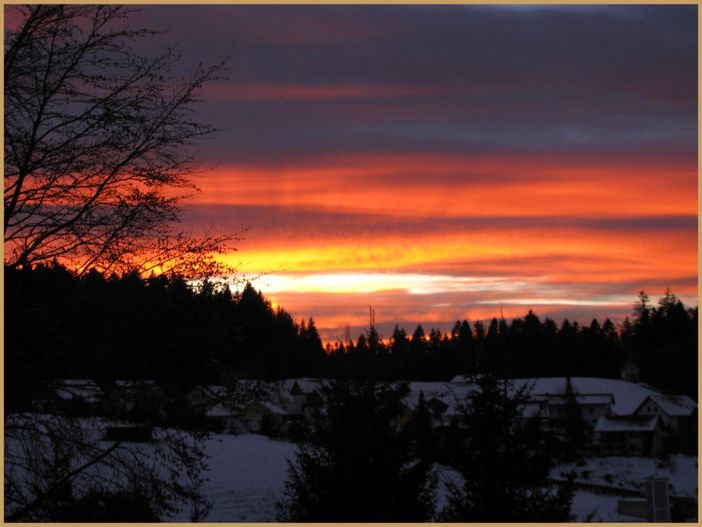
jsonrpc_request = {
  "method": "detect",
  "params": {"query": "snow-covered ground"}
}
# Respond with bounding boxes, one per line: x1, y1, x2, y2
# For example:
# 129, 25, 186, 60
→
170, 434, 698, 522
554, 455, 698, 497
553, 455, 697, 522
174, 435, 470, 521
571, 491, 628, 521
8, 420, 696, 522
169, 434, 297, 521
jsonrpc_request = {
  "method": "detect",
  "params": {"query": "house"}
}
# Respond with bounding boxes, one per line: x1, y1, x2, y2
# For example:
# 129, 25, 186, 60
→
633, 394, 696, 433
284, 379, 320, 415
426, 397, 450, 427
206, 402, 243, 433
185, 385, 226, 415
240, 400, 289, 434
106, 380, 167, 418
545, 393, 614, 428
594, 415, 664, 456
43, 379, 104, 414
519, 400, 550, 428
633, 393, 697, 452
300, 391, 323, 422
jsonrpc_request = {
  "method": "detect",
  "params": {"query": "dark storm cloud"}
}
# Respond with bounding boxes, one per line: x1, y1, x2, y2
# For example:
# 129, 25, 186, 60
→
136, 5, 696, 164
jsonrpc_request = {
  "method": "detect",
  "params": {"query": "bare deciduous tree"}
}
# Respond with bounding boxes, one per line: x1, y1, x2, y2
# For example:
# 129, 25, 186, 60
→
4, 5, 234, 277
5, 413, 211, 521
3, 6, 232, 521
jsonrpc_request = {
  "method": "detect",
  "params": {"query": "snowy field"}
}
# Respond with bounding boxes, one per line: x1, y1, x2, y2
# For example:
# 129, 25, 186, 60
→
554, 455, 698, 497
170, 433, 698, 522
169, 434, 296, 521
171, 433, 460, 521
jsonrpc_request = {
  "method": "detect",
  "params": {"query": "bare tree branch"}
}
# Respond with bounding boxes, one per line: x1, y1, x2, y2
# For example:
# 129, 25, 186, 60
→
4, 5, 234, 278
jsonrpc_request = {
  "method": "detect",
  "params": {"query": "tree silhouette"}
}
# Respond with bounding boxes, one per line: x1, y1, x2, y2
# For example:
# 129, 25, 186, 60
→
443, 374, 573, 521
558, 377, 590, 462
4, 5, 233, 277
277, 380, 436, 521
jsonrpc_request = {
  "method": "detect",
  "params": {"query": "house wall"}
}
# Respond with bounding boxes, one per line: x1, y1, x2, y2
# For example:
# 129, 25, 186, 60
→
635, 400, 672, 429
548, 403, 610, 428
597, 429, 659, 456
580, 404, 611, 427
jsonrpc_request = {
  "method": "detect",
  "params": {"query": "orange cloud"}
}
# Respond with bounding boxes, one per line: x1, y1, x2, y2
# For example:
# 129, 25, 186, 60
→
184, 150, 696, 337
189, 153, 696, 220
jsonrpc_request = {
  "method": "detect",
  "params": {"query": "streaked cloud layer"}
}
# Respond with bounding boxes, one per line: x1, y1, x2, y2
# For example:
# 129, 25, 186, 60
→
138, 5, 697, 340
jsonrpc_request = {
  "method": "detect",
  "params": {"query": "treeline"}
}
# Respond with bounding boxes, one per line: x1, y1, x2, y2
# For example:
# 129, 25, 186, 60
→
327, 290, 697, 399
5, 263, 325, 410
6, 263, 698, 410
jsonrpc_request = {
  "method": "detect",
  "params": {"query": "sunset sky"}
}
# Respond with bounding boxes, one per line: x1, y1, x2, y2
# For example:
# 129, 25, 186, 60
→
137, 5, 697, 341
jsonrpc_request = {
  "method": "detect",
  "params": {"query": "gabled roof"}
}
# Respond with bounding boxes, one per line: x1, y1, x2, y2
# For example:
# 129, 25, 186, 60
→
636, 394, 696, 417
283, 378, 323, 396
204, 385, 228, 398
595, 415, 659, 433
508, 377, 673, 416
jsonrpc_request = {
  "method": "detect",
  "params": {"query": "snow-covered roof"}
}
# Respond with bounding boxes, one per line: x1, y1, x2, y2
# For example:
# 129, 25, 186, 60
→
51, 379, 102, 403
403, 382, 467, 416
595, 415, 659, 433
204, 385, 228, 398
280, 378, 325, 397
521, 402, 546, 419
508, 377, 669, 416
547, 394, 614, 406
405, 382, 454, 402
639, 394, 696, 417
257, 401, 288, 415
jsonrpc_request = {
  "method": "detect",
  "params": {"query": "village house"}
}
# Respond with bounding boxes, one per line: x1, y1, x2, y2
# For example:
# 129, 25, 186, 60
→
519, 399, 550, 428
206, 402, 243, 433
633, 393, 697, 452
185, 385, 227, 415
634, 394, 696, 433
426, 397, 451, 427
545, 393, 614, 428
105, 380, 167, 418
240, 400, 289, 434
284, 379, 319, 414
40, 379, 104, 414
593, 415, 664, 457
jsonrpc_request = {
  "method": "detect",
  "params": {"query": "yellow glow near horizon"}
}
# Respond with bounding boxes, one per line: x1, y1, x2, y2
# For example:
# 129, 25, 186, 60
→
253, 272, 527, 296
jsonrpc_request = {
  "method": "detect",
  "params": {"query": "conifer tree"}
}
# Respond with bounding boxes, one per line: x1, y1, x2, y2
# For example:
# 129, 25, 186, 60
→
442, 374, 573, 521
405, 390, 434, 462
277, 380, 436, 521
558, 377, 590, 462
